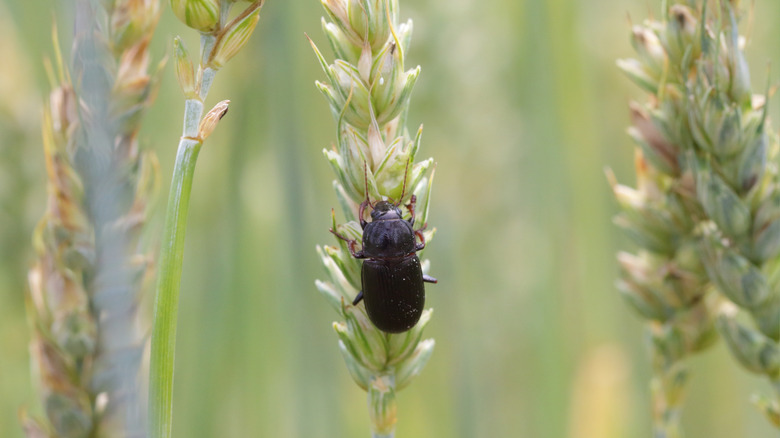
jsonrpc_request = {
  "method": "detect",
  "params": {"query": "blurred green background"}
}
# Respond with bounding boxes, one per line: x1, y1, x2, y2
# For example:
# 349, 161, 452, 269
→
1, 0, 779, 437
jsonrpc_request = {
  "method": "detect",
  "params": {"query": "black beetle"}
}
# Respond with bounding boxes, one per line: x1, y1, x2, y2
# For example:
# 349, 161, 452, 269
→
332, 194, 437, 333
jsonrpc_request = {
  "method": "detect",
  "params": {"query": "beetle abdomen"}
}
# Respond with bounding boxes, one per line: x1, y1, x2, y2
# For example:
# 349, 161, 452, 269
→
361, 255, 425, 333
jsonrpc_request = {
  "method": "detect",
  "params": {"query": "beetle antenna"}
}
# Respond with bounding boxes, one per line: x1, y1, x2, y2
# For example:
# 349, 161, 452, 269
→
363, 161, 374, 209
396, 157, 411, 207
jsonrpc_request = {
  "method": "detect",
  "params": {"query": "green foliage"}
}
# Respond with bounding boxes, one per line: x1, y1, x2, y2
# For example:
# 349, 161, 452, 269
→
2, 1, 780, 437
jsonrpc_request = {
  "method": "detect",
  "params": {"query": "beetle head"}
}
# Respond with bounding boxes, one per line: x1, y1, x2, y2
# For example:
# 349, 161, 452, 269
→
371, 201, 403, 221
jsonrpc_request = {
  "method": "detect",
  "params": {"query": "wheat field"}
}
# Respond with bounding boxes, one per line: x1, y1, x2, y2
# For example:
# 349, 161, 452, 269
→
1, 0, 779, 437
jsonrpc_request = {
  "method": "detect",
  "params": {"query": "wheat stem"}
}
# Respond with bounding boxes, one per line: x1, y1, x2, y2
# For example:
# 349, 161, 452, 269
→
147, 2, 264, 436
650, 355, 687, 438
149, 136, 202, 438
148, 37, 215, 438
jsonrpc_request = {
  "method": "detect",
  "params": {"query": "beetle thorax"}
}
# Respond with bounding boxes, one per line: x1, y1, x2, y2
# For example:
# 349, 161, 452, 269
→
370, 201, 403, 221
362, 205, 416, 258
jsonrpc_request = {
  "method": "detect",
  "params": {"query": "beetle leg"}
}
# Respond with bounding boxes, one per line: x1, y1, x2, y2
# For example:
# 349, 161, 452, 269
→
406, 194, 417, 225
423, 275, 438, 284
348, 240, 367, 259
414, 229, 426, 251
329, 229, 346, 242
329, 227, 352, 242
330, 228, 366, 258
359, 199, 370, 229
352, 291, 364, 305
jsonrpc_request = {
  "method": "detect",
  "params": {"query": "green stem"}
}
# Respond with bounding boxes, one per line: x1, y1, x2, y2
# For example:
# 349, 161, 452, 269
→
650, 364, 687, 438
148, 134, 202, 438
148, 29, 218, 437
368, 374, 397, 438
652, 408, 683, 438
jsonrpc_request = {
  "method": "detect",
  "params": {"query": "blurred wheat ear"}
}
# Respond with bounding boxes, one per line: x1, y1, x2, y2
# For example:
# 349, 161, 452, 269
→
311, 0, 437, 436
611, 5, 716, 436
22, 0, 163, 436
612, 0, 780, 433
